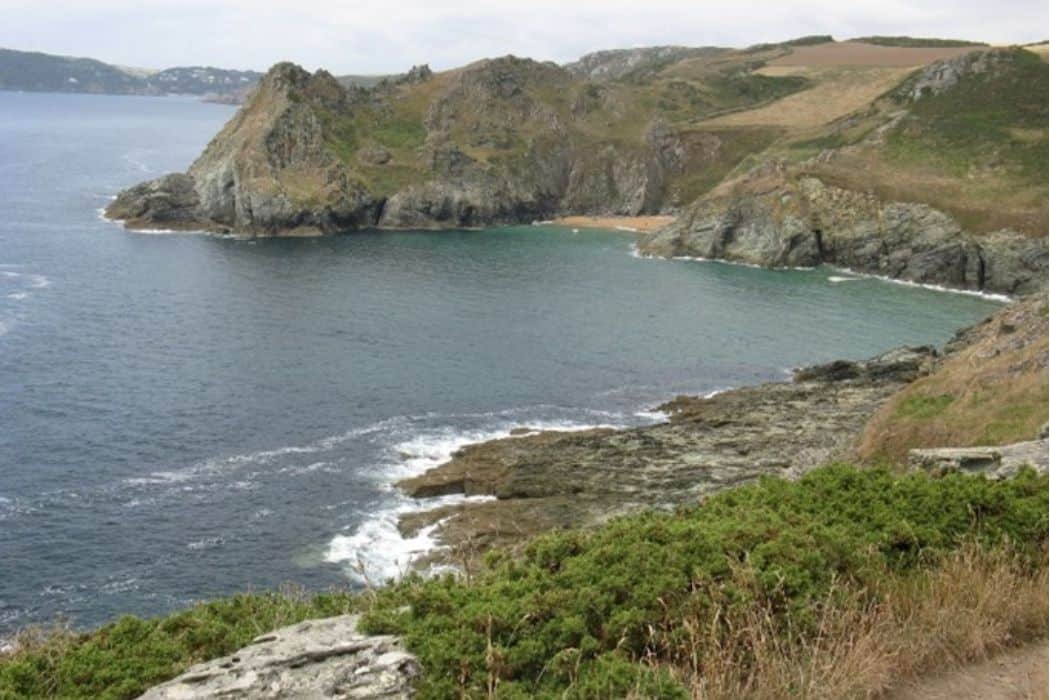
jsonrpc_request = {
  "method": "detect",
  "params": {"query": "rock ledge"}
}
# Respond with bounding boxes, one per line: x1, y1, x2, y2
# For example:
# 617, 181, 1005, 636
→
137, 615, 419, 699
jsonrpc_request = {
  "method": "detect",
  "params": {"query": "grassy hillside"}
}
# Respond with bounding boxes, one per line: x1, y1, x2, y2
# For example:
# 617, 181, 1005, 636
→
791, 47, 1048, 236
859, 296, 1048, 462
2, 465, 1046, 699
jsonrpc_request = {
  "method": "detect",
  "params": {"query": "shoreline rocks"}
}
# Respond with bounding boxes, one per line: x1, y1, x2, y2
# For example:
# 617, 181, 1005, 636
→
396, 346, 939, 558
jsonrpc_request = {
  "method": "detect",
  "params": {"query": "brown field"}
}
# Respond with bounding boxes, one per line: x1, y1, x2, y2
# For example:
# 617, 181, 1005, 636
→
702, 65, 913, 128
1024, 44, 1049, 61
769, 41, 982, 67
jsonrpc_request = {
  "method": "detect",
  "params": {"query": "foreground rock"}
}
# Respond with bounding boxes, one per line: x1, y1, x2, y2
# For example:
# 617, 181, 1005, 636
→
397, 346, 937, 556
137, 615, 419, 699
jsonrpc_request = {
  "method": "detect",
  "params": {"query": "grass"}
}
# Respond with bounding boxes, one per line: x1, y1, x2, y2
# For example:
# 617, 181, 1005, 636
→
1, 465, 1045, 698
849, 36, 987, 48
894, 394, 955, 420
859, 298, 1049, 462
886, 49, 1048, 183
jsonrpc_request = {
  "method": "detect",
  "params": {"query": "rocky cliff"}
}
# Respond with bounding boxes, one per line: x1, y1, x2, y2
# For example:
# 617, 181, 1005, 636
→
105, 43, 812, 235
639, 162, 1047, 295
639, 47, 1049, 295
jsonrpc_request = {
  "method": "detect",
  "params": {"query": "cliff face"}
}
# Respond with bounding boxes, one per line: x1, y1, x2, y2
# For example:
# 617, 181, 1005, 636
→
105, 46, 808, 235
639, 164, 1047, 295
108, 64, 383, 235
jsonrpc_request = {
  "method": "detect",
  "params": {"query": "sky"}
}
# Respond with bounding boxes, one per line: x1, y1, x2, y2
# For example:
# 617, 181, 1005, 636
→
1, 0, 1046, 74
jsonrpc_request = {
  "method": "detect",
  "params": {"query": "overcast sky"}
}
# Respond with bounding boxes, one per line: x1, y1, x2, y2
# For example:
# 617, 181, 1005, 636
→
1, 0, 1046, 74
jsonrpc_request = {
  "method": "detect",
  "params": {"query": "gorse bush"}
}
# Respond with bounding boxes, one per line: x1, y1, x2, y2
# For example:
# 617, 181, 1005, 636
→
0, 465, 1046, 699
362, 465, 1047, 698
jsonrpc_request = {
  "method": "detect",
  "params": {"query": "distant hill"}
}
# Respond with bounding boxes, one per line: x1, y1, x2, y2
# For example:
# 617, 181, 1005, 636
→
0, 47, 262, 98
848, 36, 987, 47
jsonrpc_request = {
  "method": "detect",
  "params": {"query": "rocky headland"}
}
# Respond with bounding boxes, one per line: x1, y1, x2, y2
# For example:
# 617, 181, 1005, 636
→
106, 41, 1047, 296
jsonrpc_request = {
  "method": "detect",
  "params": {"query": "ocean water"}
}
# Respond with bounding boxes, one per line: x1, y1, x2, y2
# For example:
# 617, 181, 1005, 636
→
0, 91, 1002, 633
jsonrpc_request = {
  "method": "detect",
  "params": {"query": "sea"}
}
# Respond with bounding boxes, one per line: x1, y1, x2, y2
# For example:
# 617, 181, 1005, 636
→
0, 91, 1002, 633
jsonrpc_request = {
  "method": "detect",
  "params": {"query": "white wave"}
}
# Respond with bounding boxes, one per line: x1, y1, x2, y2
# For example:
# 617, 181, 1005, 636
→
827, 275, 860, 283
614, 225, 640, 232
531, 220, 554, 226
324, 494, 496, 584
0, 271, 18, 278
325, 414, 627, 583
6, 292, 27, 301
826, 266, 1011, 302
122, 151, 156, 174
634, 409, 668, 421
383, 418, 620, 484
28, 274, 49, 289
0, 321, 8, 338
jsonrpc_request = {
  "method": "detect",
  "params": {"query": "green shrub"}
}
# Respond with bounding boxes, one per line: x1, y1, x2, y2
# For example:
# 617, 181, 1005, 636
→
361, 465, 1047, 697
1, 465, 1045, 699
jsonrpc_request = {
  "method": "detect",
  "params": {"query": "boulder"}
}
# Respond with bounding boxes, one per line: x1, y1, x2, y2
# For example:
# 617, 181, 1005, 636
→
137, 615, 419, 699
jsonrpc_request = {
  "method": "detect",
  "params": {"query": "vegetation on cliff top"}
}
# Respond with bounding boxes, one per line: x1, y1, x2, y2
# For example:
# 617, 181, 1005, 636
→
848, 36, 987, 48
2, 465, 1046, 699
793, 47, 1049, 236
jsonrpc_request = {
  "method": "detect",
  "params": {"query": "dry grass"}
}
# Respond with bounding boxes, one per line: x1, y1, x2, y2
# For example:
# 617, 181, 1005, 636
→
768, 42, 981, 67
802, 153, 1049, 237
702, 66, 913, 128
858, 297, 1049, 462
661, 545, 1049, 700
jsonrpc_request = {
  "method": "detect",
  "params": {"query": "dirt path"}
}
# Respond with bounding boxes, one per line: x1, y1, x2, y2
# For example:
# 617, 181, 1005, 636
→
888, 642, 1048, 700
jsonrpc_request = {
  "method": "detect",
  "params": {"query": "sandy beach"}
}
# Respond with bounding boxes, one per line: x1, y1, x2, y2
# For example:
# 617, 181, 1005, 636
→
550, 215, 676, 233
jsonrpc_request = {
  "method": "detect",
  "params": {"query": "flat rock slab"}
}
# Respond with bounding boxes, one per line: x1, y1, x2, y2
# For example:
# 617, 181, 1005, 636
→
909, 440, 1048, 479
137, 615, 419, 699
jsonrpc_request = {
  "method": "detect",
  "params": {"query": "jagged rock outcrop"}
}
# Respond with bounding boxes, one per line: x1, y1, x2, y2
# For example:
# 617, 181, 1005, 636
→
137, 615, 419, 699
564, 46, 721, 81
108, 63, 384, 235
107, 57, 687, 234
639, 164, 1048, 295
895, 47, 1015, 101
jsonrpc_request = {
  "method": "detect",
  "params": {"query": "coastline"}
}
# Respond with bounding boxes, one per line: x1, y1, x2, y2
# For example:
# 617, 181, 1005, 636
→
386, 344, 943, 567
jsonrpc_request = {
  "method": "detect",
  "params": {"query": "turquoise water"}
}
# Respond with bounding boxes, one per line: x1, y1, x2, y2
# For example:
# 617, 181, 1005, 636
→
0, 91, 1001, 632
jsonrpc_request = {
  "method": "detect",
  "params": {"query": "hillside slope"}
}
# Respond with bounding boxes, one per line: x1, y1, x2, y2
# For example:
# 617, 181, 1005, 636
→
640, 47, 1048, 294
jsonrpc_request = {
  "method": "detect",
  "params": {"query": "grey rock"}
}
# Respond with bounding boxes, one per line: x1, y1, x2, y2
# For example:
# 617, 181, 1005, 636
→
896, 48, 1012, 101
909, 440, 1049, 479
396, 345, 938, 556
641, 169, 1049, 295
137, 615, 419, 699
563, 46, 722, 81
